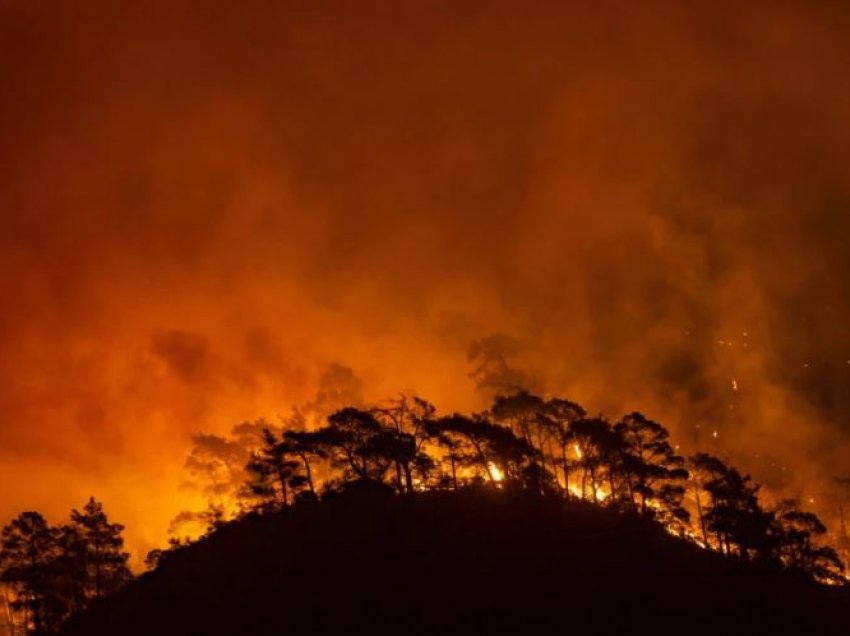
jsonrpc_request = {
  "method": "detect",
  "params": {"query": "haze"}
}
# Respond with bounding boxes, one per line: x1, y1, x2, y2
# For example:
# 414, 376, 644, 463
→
2, 0, 850, 561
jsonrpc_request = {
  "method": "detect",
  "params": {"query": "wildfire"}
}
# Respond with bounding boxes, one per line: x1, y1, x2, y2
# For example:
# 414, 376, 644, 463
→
565, 482, 608, 501
487, 462, 505, 482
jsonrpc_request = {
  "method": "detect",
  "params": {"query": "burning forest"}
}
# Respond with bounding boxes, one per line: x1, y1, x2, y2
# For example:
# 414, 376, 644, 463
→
165, 389, 848, 580
4, 386, 849, 634
3, 0, 850, 634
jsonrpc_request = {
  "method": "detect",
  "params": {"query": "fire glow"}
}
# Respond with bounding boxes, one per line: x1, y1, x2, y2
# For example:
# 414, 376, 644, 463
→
1, 0, 850, 588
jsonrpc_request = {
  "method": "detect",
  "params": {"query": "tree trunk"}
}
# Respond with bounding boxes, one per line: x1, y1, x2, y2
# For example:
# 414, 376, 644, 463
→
300, 453, 316, 495
589, 465, 599, 503
278, 469, 289, 506
561, 445, 570, 497
694, 489, 709, 547
470, 440, 496, 485
534, 434, 544, 473
624, 474, 636, 512
394, 461, 403, 492
403, 463, 414, 493
581, 467, 588, 500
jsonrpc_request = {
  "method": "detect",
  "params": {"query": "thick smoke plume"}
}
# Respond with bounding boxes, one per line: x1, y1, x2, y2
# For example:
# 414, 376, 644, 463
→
2, 0, 850, 559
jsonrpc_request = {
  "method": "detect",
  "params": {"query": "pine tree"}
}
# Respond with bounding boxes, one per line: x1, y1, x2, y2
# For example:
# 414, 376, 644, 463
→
69, 498, 131, 602
244, 429, 310, 508
614, 412, 689, 520
773, 499, 845, 584
0, 512, 59, 634
540, 398, 586, 496
690, 454, 773, 560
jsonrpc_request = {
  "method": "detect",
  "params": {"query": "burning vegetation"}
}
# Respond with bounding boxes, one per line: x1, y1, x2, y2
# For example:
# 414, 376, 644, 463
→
1, 388, 847, 634
4, 2, 850, 634
164, 390, 846, 585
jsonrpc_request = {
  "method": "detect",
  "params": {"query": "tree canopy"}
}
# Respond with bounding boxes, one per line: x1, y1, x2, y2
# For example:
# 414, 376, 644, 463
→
4, 388, 845, 634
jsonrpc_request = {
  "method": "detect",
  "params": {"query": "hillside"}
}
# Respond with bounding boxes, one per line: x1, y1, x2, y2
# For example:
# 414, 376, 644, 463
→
62, 488, 850, 636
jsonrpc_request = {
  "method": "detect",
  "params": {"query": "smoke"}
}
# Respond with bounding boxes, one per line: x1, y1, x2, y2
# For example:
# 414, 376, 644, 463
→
2, 0, 850, 559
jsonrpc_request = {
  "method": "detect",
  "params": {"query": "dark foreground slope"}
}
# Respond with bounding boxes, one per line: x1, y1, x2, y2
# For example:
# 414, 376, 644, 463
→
64, 488, 850, 636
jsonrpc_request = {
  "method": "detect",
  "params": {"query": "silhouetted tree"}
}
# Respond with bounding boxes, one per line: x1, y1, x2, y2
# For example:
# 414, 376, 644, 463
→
0, 501, 131, 634
491, 391, 549, 473
281, 430, 327, 499
311, 408, 399, 486
406, 397, 439, 488
424, 414, 541, 489
0, 512, 59, 634
423, 417, 468, 489
432, 414, 502, 485
614, 412, 689, 521
690, 453, 773, 560
68, 498, 130, 603
158, 389, 847, 593
687, 455, 713, 547
539, 398, 586, 495
569, 418, 618, 502
773, 499, 845, 584
245, 429, 305, 508
372, 395, 436, 492
52, 524, 86, 617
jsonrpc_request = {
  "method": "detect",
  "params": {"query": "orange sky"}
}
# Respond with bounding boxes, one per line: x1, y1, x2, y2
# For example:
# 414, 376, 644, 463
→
2, 0, 850, 562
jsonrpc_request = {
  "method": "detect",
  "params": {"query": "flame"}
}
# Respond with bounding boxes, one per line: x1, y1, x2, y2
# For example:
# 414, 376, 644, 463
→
487, 462, 504, 482
566, 482, 608, 501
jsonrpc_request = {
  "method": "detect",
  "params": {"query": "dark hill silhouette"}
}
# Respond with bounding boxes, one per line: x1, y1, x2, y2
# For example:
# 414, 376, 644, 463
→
63, 488, 850, 636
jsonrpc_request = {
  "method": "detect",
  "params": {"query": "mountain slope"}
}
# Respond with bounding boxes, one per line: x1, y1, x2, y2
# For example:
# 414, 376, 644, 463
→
63, 488, 850, 635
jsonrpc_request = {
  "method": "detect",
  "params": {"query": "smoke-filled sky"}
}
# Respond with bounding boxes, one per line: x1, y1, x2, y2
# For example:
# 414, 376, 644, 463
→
2, 0, 850, 560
